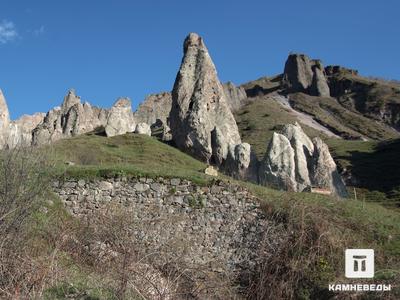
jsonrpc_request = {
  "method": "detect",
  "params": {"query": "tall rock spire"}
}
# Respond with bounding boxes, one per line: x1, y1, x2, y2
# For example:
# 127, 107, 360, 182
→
0, 90, 11, 147
0, 89, 10, 130
169, 33, 242, 164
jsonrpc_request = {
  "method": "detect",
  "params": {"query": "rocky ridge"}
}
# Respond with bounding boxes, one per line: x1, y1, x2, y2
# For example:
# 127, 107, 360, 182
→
282, 54, 330, 97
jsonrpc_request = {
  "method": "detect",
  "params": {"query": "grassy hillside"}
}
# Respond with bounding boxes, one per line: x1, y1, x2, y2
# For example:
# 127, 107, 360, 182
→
234, 98, 400, 207
47, 134, 399, 297
289, 93, 399, 140
328, 71, 400, 129
49, 133, 210, 185
235, 95, 326, 159
1, 133, 397, 298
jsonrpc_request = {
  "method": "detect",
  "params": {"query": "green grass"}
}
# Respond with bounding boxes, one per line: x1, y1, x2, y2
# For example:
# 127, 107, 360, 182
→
47, 133, 211, 185
242, 181, 400, 295
235, 95, 325, 159
234, 97, 400, 206
289, 93, 399, 140
31, 132, 400, 297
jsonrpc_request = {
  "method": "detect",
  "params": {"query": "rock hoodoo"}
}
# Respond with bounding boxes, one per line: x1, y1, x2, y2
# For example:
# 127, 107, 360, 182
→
282, 54, 330, 97
259, 123, 347, 197
310, 137, 348, 197
7, 113, 45, 148
169, 33, 251, 177
133, 92, 172, 127
259, 132, 297, 191
0, 90, 46, 149
222, 81, 247, 112
104, 97, 135, 137
33, 90, 109, 145
0, 90, 11, 147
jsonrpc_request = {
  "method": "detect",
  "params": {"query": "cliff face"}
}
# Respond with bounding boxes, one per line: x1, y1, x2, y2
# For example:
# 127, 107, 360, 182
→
326, 67, 400, 130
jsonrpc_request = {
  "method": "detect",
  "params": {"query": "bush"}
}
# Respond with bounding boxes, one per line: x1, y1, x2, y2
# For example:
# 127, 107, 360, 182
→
0, 147, 54, 298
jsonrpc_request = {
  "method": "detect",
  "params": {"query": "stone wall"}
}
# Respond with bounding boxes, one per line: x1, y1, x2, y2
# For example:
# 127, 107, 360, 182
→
52, 177, 283, 295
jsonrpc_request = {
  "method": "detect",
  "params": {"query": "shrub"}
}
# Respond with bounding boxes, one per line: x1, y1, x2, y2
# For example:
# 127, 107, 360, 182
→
0, 147, 54, 298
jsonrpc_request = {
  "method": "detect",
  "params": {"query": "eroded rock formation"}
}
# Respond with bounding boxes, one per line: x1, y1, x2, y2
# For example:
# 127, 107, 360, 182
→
0, 90, 46, 148
282, 54, 330, 97
259, 123, 347, 197
135, 122, 151, 136
169, 33, 247, 168
133, 92, 172, 127
105, 97, 135, 137
33, 90, 109, 145
222, 81, 247, 112
7, 113, 45, 148
259, 132, 297, 191
310, 137, 348, 197
0, 90, 10, 147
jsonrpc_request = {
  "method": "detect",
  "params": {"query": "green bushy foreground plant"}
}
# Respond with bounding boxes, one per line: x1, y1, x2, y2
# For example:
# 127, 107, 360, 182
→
0, 134, 399, 299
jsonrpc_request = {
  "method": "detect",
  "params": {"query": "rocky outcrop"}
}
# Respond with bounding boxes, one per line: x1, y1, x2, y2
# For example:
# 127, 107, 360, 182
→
311, 60, 331, 97
325, 65, 358, 76
169, 33, 248, 172
282, 54, 314, 92
0, 90, 46, 148
169, 33, 255, 180
259, 123, 347, 197
133, 92, 172, 127
6, 113, 45, 148
281, 122, 314, 191
0, 90, 10, 147
222, 81, 247, 112
310, 137, 348, 197
135, 122, 151, 136
259, 132, 297, 191
105, 98, 135, 137
282, 54, 330, 97
225, 142, 258, 182
33, 90, 109, 145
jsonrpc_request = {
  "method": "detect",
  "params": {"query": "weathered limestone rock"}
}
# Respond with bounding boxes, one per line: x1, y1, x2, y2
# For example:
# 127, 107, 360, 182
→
282, 54, 330, 97
282, 54, 314, 92
204, 165, 218, 176
6, 113, 45, 148
222, 81, 247, 112
259, 132, 297, 191
135, 122, 151, 136
259, 123, 347, 197
169, 33, 241, 165
0, 90, 10, 147
311, 60, 330, 97
105, 97, 135, 137
281, 122, 314, 191
225, 143, 258, 182
310, 137, 348, 197
32, 90, 109, 145
133, 92, 172, 127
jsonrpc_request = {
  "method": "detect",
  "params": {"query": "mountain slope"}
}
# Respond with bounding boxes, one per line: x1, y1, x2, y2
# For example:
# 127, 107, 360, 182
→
46, 133, 400, 298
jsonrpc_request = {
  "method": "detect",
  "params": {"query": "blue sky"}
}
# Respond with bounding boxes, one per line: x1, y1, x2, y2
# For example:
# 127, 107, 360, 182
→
0, 0, 399, 119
